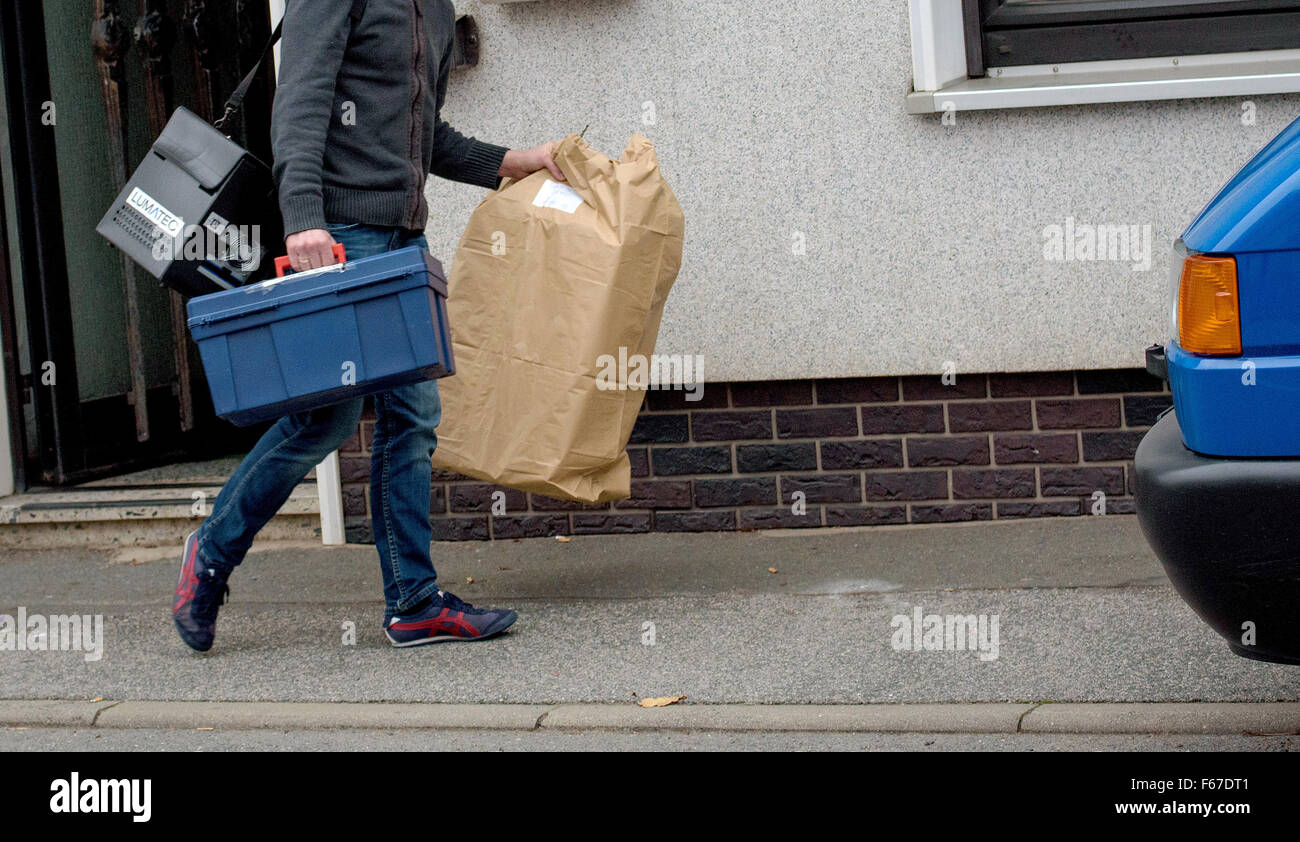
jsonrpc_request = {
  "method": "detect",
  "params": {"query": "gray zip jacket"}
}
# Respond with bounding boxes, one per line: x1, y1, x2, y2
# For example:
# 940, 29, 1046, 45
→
271, 0, 508, 236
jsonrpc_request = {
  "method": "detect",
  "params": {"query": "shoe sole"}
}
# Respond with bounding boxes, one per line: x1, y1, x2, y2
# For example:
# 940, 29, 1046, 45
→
384, 610, 518, 648
173, 616, 213, 653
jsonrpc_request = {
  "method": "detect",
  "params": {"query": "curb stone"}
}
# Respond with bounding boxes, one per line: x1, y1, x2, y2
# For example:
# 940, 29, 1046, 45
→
1018, 702, 1300, 735
2, 701, 1298, 735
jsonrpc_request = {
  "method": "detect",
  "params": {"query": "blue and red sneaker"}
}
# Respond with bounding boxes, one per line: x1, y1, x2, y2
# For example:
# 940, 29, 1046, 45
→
384, 589, 517, 647
172, 530, 230, 652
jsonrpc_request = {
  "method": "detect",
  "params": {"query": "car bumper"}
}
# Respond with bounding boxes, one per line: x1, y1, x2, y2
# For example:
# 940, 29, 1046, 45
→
1135, 411, 1300, 664
1166, 341, 1300, 457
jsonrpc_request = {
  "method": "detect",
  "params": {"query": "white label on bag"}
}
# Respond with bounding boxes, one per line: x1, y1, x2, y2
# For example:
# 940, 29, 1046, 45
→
126, 187, 184, 237
532, 179, 584, 214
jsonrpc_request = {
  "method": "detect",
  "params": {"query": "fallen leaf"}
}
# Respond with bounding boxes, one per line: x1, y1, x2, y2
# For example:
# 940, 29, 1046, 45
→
768, 567, 778, 574
555, 535, 571, 543
637, 695, 686, 708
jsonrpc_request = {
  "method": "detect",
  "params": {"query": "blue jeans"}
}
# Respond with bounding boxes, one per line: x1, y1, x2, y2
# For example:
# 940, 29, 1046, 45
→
197, 223, 443, 617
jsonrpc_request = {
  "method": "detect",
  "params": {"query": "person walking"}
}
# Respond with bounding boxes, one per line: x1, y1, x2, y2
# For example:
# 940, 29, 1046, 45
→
173, 0, 565, 652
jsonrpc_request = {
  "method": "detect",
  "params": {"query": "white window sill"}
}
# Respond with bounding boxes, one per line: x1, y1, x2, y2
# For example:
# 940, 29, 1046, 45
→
907, 48, 1300, 114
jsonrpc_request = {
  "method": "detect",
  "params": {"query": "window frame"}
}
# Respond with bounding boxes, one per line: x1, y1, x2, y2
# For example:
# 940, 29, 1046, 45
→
908, 0, 1300, 113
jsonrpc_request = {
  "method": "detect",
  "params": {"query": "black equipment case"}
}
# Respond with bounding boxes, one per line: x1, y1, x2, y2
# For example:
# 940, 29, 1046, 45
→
95, 14, 293, 297
96, 1, 370, 298
96, 105, 283, 297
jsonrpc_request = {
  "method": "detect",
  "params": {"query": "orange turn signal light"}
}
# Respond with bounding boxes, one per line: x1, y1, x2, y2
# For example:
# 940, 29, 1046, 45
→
1178, 254, 1241, 356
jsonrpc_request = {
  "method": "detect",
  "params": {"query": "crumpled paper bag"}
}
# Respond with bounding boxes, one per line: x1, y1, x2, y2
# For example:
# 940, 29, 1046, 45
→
432, 133, 685, 503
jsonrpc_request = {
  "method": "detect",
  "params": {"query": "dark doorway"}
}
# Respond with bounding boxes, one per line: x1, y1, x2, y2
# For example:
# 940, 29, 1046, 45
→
0, 0, 278, 487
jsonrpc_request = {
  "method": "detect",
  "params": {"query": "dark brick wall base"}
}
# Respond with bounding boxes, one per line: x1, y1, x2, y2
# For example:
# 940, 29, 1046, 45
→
339, 369, 1169, 542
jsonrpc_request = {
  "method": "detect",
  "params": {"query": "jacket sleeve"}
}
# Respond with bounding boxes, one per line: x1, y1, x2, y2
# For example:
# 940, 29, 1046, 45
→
428, 15, 509, 189
271, 0, 355, 237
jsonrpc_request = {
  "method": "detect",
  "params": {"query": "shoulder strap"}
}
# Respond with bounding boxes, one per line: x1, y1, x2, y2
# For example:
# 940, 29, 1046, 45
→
214, 20, 282, 132
214, 0, 367, 132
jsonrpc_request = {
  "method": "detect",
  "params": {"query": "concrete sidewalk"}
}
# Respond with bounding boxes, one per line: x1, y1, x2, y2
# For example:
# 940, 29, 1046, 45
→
1, 516, 1298, 725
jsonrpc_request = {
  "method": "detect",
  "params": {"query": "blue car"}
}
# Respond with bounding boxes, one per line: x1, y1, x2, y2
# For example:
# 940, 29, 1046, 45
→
1136, 116, 1300, 666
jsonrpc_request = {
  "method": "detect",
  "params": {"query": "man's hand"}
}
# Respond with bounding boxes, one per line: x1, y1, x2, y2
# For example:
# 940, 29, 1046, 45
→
499, 142, 566, 182
284, 229, 340, 273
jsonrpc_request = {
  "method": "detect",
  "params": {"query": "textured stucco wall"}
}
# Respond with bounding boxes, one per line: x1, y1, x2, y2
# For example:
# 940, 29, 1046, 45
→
423, 0, 1300, 382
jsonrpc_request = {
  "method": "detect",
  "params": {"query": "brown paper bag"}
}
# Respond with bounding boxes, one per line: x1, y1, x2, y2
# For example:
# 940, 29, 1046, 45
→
431, 133, 685, 503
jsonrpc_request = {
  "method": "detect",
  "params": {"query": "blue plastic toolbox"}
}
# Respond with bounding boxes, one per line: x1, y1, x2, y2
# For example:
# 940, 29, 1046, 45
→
186, 245, 455, 426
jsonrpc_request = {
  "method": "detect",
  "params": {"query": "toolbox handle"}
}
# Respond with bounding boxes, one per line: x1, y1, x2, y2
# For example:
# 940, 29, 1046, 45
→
274, 243, 347, 277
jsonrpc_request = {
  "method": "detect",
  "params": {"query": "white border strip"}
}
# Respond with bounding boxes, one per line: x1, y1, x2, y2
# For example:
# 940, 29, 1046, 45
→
912, 67, 1300, 114
268, 0, 285, 77
315, 451, 346, 546
908, 0, 968, 93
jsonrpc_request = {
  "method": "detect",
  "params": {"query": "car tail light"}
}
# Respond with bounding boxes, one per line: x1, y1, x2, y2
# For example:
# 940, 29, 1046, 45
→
1178, 254, 1241, 355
